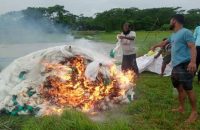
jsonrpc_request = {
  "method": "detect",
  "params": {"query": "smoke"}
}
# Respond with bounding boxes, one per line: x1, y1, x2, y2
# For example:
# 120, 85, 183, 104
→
0, 8, 114, 69
0, 11, 73, 44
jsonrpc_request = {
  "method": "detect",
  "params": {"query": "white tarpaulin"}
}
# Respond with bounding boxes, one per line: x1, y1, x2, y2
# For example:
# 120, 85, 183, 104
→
113, 40, 172, 76
137, 54, 172, 76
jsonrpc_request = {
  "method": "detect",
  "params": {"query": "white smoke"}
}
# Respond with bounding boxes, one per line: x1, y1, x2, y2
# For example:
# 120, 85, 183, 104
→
0, 11, 73, 44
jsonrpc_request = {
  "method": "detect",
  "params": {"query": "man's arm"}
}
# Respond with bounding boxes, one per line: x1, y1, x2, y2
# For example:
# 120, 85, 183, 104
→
151, 40, 169, 51
187, 42, 197, 73
154, 49, 163, 59
124, 36, 135, 40
118, 35, 135, 40
119, 31, 136, 40
193, 27, 198, 41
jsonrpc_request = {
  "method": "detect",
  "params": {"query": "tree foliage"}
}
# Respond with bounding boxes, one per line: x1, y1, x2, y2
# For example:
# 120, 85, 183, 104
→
2, 5, 200, 32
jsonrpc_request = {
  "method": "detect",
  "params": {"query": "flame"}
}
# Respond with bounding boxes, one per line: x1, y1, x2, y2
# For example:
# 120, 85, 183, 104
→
40, 56, 135, 113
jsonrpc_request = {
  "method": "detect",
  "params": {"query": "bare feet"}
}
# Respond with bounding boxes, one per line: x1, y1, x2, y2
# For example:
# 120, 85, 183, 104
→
185, 111, 198, 124
171, 107, 184, 113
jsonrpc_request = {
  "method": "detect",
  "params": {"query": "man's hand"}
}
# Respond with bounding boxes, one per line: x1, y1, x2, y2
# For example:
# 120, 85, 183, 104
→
187, 62, 196, 74
118, 35, 126, 39
151, 46, 156, 51
151, 40, 169, 51
154, 55, 159, 59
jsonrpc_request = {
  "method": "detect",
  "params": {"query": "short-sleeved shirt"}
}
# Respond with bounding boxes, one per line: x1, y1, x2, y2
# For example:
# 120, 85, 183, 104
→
194, 26, 200, 46
167, 28, 195, 67
120, 31, 136, 55
161, 44, 171, 57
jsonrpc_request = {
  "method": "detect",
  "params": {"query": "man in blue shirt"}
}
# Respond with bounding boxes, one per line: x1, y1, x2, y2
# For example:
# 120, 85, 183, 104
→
151, 14, 197, 123
194, 23, 200, 84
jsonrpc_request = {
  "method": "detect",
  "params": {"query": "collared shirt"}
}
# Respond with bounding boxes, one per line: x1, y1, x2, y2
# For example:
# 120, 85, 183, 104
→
120, 31, 136, 55
168, 28, 195, 67
194, 26, 200, 46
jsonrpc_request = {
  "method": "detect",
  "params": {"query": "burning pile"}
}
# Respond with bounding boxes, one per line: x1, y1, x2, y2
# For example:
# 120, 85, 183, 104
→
0, 45, 135, 116
40, 55, 135, 112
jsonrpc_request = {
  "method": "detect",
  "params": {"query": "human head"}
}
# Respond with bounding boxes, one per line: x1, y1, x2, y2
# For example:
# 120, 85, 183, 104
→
169, 14, 185, 30
162, 38, 167, 41
122, 22, 131, 33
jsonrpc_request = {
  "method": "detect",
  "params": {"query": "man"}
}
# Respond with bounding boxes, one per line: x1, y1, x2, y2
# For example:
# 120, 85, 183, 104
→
151, 14, 198, 123
194, 23, 200, 84
115, 23, 139, 76
153, 38, 171, 76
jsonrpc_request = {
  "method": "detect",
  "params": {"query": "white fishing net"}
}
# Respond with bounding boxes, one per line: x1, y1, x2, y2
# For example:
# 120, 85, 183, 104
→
0, 45, 135, 116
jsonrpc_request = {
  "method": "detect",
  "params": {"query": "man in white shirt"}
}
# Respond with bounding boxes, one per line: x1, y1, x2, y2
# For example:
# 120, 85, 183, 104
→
118, 23, 139, 76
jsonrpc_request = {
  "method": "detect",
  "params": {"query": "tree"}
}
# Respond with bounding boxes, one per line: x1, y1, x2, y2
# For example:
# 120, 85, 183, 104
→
2, 6, 200, 32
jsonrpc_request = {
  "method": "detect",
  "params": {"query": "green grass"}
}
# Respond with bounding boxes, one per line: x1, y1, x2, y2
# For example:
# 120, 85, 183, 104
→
0, 73, 200, 130
0, 110, 130, 130
126, 73, 200, 130
1, 31, 200, 130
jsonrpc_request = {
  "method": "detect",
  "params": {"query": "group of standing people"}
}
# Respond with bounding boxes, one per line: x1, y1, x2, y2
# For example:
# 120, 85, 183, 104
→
116, 14, 199, 123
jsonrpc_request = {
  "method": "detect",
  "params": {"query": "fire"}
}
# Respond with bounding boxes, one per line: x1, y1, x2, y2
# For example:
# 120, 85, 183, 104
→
40, 56, 135, 112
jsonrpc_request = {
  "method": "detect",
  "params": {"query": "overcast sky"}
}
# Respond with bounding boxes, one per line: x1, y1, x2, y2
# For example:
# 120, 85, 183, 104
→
0, 0, 199, 16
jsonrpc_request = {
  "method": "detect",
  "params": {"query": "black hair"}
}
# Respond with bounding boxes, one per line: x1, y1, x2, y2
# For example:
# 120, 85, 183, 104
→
122, 22, 133, 35
122, 22, 130, 29
162, 38, 167, 41
172, 14, 185, 25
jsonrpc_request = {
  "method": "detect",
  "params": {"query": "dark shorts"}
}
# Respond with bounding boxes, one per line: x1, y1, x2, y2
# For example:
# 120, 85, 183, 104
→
122, 54, 139, 75
171, 61, 194, 91
163, 54, 171, 65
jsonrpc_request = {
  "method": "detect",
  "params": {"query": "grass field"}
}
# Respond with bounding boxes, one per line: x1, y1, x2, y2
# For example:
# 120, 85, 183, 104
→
1, 31, 200, 130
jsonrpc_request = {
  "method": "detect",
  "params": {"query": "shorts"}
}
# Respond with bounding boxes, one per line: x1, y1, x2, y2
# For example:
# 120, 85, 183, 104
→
171, 61, 194, 91
163, 54, 171, 65
122, 54, 139, 75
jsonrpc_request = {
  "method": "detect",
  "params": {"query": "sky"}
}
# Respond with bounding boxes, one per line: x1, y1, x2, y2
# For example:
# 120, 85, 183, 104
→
0, 0, 200, 16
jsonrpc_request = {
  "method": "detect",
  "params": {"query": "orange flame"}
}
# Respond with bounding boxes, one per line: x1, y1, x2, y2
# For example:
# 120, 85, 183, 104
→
40, 56, 135, 112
